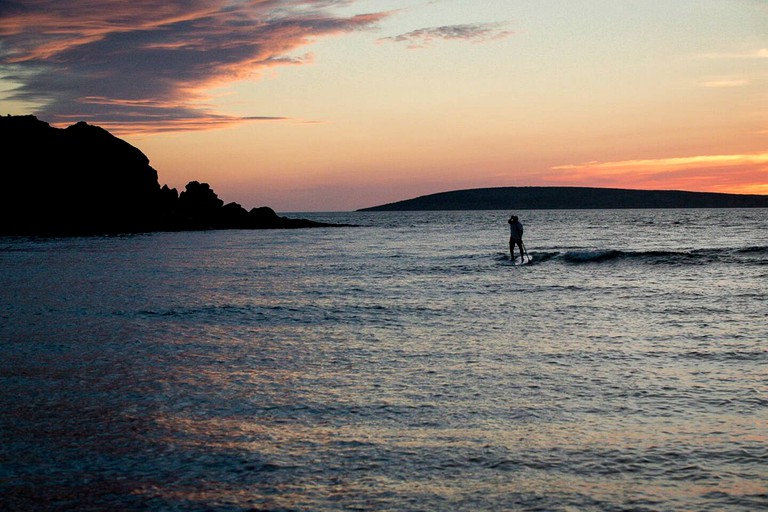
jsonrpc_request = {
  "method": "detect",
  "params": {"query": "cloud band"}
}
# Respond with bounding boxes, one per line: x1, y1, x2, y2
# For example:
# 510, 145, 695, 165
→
0, 0, 389, 133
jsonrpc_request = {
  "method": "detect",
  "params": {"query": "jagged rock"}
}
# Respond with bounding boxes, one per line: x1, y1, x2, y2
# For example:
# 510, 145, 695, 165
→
2, 115, 162, 234
0, 115, 348, 234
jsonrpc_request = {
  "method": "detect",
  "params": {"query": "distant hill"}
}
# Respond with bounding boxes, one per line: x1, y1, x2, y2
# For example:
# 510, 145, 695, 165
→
1, 115, 345, 235
358, 186, 768, 211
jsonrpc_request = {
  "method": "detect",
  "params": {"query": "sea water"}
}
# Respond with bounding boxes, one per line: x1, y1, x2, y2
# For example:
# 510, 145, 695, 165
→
1, 209, 766, 511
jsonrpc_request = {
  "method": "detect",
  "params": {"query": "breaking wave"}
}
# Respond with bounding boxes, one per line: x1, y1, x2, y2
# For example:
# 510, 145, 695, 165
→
498, 246, 768, 265
560, 247, 768, 265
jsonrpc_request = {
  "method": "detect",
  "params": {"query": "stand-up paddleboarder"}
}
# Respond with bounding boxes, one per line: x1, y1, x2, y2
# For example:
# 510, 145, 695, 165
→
508, 214, 525, 263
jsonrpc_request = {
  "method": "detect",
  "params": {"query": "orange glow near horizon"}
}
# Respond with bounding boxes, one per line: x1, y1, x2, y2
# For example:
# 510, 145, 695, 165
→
548, 154, 768, 196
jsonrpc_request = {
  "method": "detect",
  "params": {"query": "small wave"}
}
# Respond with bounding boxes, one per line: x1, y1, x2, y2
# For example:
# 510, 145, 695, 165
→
562, 249, 625, 263
530, 251, 559, 263
559, 248, 736, 265
493, 251, 556, 265
136, 304, 256, 319
735, 246, 768, 265
681, 349, 767, 362
498, 246, 768, 265
737, 245, 768, 255
494, 248, 691, 265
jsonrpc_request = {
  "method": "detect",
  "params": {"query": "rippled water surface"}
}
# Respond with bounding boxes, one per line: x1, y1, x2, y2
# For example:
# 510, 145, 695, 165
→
1, 209, 766, 511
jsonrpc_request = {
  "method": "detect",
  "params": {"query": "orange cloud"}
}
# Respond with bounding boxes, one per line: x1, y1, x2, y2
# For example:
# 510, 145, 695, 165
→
548, 153, 768, 195
0, 1, 390, 133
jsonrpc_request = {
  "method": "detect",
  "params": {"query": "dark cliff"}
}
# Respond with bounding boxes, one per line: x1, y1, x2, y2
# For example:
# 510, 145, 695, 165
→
358, 186, 768, 211
1, 115, 343, 235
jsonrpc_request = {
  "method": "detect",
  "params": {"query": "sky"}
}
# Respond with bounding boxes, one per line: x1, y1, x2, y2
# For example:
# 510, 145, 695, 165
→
1, 0, 766, 211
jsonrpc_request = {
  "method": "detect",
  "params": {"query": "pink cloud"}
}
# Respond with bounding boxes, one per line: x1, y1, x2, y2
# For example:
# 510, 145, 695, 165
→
0, 1, 389, 133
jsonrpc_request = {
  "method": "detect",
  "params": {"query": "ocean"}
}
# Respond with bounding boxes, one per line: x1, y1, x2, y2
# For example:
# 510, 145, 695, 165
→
1, 209, 766, 511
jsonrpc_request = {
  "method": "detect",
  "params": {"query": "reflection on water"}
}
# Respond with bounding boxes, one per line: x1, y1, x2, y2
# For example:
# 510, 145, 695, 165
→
1, 210, 767, 510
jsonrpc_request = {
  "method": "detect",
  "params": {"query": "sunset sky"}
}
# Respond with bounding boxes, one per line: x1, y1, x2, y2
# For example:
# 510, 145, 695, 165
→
1, 0, 766, 211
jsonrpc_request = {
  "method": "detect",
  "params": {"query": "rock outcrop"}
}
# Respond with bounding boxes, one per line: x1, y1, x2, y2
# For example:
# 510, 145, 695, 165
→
1, 115, 344, 235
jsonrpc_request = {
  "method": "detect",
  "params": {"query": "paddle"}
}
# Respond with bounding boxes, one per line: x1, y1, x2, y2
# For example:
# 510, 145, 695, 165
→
521, 240, 532, 264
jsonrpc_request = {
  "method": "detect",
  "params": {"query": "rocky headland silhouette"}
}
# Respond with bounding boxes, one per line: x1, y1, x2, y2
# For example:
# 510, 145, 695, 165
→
1, 115, 345, 235
359, 186, 768, 211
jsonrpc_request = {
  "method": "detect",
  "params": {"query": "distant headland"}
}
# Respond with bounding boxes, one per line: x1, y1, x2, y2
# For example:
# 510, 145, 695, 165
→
358, 186, 768, 211
1, 115, 347, 235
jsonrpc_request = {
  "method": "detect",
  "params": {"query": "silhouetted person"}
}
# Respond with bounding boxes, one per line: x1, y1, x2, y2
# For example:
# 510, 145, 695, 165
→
508, 214, 524, 262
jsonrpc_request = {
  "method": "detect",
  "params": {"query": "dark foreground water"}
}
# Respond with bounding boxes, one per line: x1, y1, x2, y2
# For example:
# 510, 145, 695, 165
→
1, 209, 766, 511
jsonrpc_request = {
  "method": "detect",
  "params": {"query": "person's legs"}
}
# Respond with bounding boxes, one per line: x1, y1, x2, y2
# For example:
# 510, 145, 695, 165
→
510, 238, 523, 261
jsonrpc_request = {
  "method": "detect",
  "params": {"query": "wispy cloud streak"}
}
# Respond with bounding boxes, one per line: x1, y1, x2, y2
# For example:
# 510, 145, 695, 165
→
548, 153, 768, 195
379, 22, 511, 49
700, 79, 749, 88
700, 48, 768, 59
0, 0, 389, 133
